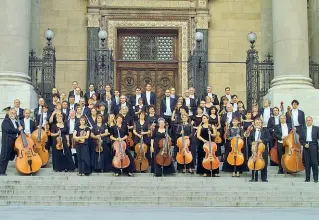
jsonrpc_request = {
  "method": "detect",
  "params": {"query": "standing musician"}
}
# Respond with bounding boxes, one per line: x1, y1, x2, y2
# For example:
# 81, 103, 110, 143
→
98, 103, 108, 123
220, 87, 232, 105
134, 97, 147, 121
150, 118, 176, 177
286, 99, 306, 136
267, 107, 281, 166
188, 87, 200, 106
202, 86, 219, 106
236, 101, 246, 120
142, 84, 156, 107
65, 110, 78, 167
171, 102, 183, 148
274, 115, 292, 174
196, 114, 218, 177
0, 108, 23, 176
13, 99, 24, 120
183, 89, 196, 120
209, 106, 221, 159
110, 114, 135, 176
130, 87, 143, 108
21, 109, 35, 136
160, 89, 176, 125
73, 116, 91, 176
176, 114, 194, 173
219, 96, 229, 115
260, 99, 273, 128
231, 95, 239, 112
248, 118, 269, 182
301, 116, 319, 183
222, 117, 247, 177
34, 98, 46, 120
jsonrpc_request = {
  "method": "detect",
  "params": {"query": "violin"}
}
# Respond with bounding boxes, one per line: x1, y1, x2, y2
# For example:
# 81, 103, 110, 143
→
44, 118, 50, 136
247, 129, 265, 171
14, 118, 42, 175
202, 125, 220, 171
112, 128, 130, 169
214, 131, 222, 144
134, 128, 149, 172
155, 124, 173, 167
227, 130, 245, 167
95, 129, 103, 162
31, 111, 49, 166
76, 130, 87, 144
56, 129, 63, 151
126, 131, 134, 148
176, 124, 193, 165
282, 107, 304, 173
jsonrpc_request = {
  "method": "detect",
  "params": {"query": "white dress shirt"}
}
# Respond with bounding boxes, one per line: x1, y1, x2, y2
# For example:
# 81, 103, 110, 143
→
11, 119, 17, 129
135, 94, 141, 106
232, 103, 238, 112
42, 113, 48, 127
263, 107, 271, 127
185, 98, 192, 116
226, 112, 232, 124
146, 91, 151, 105
306, 125, 313, 142
292, 109, 300, 126
279, 123, 289, 143
207, 93, 213, 99
62, 109, 67, 115
115, 96, 120, 105
38, 106, 42, 115
69, 103, 75, 110
89, 91, 95, 97
226, 94, 232, 102
274, 116, 280, 125
24, 118, 31, 134
75, 95, 81, 104
15, 107, 20, 116
164, 97, 172, 116
189, 95, 195, 99
254, 128, 261, 142
69, 119, 76, 134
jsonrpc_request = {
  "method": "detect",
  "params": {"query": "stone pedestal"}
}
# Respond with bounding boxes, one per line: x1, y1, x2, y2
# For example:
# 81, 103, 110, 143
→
266, 0, 319, 124
0, 0, 37, 132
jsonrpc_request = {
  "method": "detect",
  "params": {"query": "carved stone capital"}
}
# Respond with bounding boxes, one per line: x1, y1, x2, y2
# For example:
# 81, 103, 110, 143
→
88, 0, 99, 6
197, 0, 208, 9
86, 14, 100, 27
195, 15, 210, 29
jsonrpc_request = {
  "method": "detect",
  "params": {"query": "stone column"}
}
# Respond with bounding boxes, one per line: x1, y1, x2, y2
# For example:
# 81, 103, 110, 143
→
267, 0, 319, 123
30, 0, 41, 54
260, 0, 273, 60
0, 0, 37, 119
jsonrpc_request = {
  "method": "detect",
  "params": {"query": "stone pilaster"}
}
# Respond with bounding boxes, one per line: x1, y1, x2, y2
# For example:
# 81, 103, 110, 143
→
30, 0, 41, 54
309, 0, 319, 63
260, 0, 273, 60
0, 0, 37, 122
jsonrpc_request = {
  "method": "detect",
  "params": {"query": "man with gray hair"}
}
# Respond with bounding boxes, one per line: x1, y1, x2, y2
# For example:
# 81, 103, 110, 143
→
115, 95, 133, 116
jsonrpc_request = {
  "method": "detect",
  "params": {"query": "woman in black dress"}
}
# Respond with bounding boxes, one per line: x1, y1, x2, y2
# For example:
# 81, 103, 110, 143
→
146, 105, 158, 138
90, 114, 112, 172
98, 103, 108, 123
133, 111, 151, 169
196, 114, 218, 177
209, 106, 221, 158
134, 97, 147, 121
151, 118, 176, 177
176, 114, 194, 173
237, 101, 246, 120
110, 114, 135, 176
73, 116, 91, 176
50, 114, 76, 172
49, 102, 67, 125
87, 107, 97, 168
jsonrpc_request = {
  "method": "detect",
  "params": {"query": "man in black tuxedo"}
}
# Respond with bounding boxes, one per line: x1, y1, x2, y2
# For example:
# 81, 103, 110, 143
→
201, 85, 219, 106
286, 99, 305, 136
188, 87, 200, 106
267, 106, 281, 166
84, 83, 99, 104
100, 84, 114, 102
13, 99, 24, 120
0, 108, 23, 175
183, 89, 196, 119
301, 116, 319, 183
34, 98, 46, 124
20, 109, 35, 136
115, 95, 133, 116
248, 118, 269, 182
65, 110, 78, 167
274, 115, 292, 174
220, 87, 232, 105
160, 89, 176, 123
68, 96, 77, 112
68, 81, 83, 98
61, 101, 69, 117
231, 95, 239, 112
220, 104, 240, 140
130, 87, 143, 107
79, 97, 89, 116
142, 84, 156, 107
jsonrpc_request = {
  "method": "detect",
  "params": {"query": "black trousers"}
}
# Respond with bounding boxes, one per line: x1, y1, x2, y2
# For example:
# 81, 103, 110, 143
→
277, 142, 284, 173
0, 157, 9, 174
304, 142, 318, 181
0, 146, 14, 174
251, 145, 268, 181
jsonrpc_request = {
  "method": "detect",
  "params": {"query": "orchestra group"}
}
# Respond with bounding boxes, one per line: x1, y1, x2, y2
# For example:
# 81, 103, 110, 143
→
0, 81, 318, 183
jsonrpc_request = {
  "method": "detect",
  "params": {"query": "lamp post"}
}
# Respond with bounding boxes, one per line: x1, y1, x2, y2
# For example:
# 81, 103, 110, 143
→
44, 29, 55, 46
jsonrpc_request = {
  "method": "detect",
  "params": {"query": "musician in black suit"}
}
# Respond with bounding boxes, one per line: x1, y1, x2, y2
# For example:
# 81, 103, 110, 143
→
20, 109, 35, 135
301, 116, 319, 183
68, 81, 83, 98
99, 84, 114, 102
267, 106, 280, 166
84, 83, 99, 104
130, 87, 143, 107
201, 85, 219, 106
65, 110, 79, 167
183, 89, 196, 119
79, 97, 90, 116
286, 99, 306, 136
160, 89, 176, 123
34, 98, 47, 121
188, 87, 200, 106
274, 115, 292, 174
248, 118, 269, 182
13, 99, 24, 120
68, 96, 78, 112
114, 95, 133, 117
141, 84, 156, 107
220, 87, 232, 105
61, 101, 70, 117
0, 108, 23, 175
220, 104, 240, 142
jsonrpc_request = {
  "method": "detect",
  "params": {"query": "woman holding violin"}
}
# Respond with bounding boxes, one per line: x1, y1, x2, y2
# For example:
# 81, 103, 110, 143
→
151, 118, 176, 177
134, 97, 147, 121
176, 114, 194, 173
73, 116, 91, 176
90, 114, 112, 172
196, 114, 218, 177
110, 114, 135, 176
50, 114, 76, 172
222, 117, 248, 177
209, 106, 221, 158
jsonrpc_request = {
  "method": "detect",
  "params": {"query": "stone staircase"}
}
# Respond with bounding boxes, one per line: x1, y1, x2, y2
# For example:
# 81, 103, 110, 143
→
1, 162, 318, 207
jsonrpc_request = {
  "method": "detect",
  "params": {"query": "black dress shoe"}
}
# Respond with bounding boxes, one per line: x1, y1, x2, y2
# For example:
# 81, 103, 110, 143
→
262, 179, 268, 182
249, 179, 255, 182
0, 173, 7, 176
305, 180, 310, 182
314, 180, 318, 183
278, 171, 283, 174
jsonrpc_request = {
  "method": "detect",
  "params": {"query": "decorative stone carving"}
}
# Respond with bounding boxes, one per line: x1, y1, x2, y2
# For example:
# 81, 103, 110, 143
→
100, 0, 195, 8
197, 0, 207, 8
88, 0, 99, 6
195, 14, 210, 29
107, 20, 189, 91
87, 14, 100, 27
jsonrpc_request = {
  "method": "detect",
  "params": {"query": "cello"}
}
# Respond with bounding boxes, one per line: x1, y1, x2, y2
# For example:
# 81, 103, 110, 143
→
134, 128, 149, 172
227, 130, 245, 173
112, 128, 130, 170
31, 111, 49, 166
14, 118, 42, 175
155, 124, 173, 172
176, 124, 193, 166
202, 125, 220, 176
281, 107, 304, 173
247, 130, 265, 171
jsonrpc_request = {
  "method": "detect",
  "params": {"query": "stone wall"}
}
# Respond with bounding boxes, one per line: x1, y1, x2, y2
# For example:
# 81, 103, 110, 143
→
207, 0, 261, 103
309, 0, 319, 63
39, 0, 87, 94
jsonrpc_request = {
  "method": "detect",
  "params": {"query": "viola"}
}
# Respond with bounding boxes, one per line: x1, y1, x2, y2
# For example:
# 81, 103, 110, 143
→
126, 131, 134, 148
134, 129, 149, 172
76, 130, 87, 144
227, 132, 245, 166
95, 130, 103, 162
14, 118, 42, 175
176, 124, 193, 165
202, 126, 219, 171
155, 124, 173, 167
112, 128, 130, 169
56, 129, 63, 151
247, 130, 265, 171
31, 111, 49, 166
214, 131, 222, 144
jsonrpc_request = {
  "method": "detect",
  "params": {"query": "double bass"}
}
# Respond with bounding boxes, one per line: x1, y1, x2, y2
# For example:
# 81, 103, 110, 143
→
227, 130, 245, 173
134, 128, 149, 172
14, 118, 42, 175
202, 126, 220, 174
31, 111, 49, 166
247, 130, 265, 171
176, 124, 193, 166
282, 107, 304, 173
112, 128, 130, 170
155, 124, 173, 168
